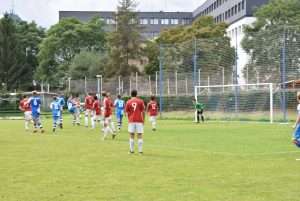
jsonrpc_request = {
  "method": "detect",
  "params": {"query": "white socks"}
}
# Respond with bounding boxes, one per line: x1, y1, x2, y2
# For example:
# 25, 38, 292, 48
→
130, 139, 135, 152
111, 122, 116, 132
152, 122, 156, 130
25, 122, 29, 130
85, 116, 88, 126
138, 139, 143, 153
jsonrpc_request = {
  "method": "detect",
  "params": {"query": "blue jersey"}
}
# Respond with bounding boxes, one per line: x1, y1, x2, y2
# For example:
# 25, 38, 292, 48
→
50, 100, 61, 117
114, 99, 125, 112
67, 99, 73, 110
58, 96, 65, 108
29, 97, 41, 112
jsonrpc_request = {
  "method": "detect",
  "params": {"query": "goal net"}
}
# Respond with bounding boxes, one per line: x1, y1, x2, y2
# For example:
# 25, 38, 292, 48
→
194, 83, 274, 123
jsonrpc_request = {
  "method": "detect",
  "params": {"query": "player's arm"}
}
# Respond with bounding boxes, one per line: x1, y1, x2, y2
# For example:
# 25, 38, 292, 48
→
19, 102, 25, 111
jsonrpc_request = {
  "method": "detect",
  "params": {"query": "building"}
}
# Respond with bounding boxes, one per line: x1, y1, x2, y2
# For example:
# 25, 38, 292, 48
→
59, 11, 193, 39
59, 0, 270, 83
193, 0, 270, 84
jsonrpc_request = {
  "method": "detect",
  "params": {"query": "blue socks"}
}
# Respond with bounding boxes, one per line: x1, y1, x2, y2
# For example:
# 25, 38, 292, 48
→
296, 141, 300, 148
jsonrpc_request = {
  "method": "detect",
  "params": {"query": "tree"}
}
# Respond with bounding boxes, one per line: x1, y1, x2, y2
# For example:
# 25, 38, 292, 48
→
148, 16, 234, 85
36, 16, 107, 86
241, 0, 300, 83
68, 48, 108, 79
106, 0, 145, 77
0, 13, 25, 90
144, 40, 159, 75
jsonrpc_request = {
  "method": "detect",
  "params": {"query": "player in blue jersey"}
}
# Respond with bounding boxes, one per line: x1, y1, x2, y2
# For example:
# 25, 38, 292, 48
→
26, 91, 44, 133
292, 92, 300, 149
50, 96, 62, 132
57, 93, 65, 129
67, 94, 80, 126
114, 95, 125, 131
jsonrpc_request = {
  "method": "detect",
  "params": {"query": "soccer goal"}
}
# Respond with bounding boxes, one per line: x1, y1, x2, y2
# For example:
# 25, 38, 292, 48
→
194, 83, 274, 123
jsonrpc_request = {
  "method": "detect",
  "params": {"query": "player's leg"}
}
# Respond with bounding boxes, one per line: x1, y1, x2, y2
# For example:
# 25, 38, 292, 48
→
109, 116, 116, 132
137, 123, 144, 154
150, 116, 156, 131
36, 114, 44, 133
292, 126, 300, 148
196, 110, 200, 123
85, 109, 89, 127
200, 109, 204, 122
32, 111, 38, 133
102, 117, 109, 140
128, 123, 135, 154
24, 111, 31, 131
52, 116, 58, 132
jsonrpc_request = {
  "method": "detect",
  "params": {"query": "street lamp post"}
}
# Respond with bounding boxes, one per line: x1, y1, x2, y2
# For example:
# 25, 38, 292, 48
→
96, 75, 102, 101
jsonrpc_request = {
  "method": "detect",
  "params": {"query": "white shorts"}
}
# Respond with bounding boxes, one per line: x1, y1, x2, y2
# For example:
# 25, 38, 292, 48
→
149, 116, 156, 122
94, 115, 101, 121
128, 123, 144, 133
24, 111, 32, 121
103, 117, 110, 124
85, 109, 94, 116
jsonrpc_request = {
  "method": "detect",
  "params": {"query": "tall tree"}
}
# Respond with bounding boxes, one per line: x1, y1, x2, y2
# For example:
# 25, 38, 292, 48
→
36, 16, 107, 86
106, 0, 145, 77
241, 0, 300, 83
0, 13, 24, 90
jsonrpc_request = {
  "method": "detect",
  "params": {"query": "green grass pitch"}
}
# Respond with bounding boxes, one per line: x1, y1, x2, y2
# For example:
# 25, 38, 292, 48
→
1, 116, 300, 201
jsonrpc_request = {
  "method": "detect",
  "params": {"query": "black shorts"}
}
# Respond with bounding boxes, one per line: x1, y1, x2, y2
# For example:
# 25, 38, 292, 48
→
196, 109, 203, 115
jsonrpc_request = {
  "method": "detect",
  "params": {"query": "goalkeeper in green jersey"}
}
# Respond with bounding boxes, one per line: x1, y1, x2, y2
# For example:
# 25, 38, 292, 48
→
192, 99, 204, 123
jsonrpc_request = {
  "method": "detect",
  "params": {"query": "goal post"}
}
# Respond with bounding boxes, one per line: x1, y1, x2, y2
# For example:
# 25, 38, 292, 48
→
194, 83, 274, 123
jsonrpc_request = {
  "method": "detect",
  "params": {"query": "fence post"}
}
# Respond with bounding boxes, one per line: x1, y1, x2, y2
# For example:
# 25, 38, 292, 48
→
282, 28, 287, 122
68, 78, 71, 93
148, 75, 152, 94
185, 77, 188, 94
159, 45, 163, 117
222, 67, 225, 92
135, 72, 138, 91
175, 70, 178, 94
118, 76, 121, 95
167, 78, 170, 95
155, 71, 158, 95
234, 46, 238, 118
129, 78, 131, 94
194, 38, 197, 88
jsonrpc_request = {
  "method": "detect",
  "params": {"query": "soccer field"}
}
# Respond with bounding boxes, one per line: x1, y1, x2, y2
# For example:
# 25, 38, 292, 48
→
1, 117, 300, 201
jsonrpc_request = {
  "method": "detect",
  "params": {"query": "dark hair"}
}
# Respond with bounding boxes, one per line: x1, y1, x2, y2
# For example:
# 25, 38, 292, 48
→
131, 89, 137, 97
32, 91, 37, 96
117, 95, 121, 99
68, 94, 72, 98
53, 96, 57, 100
193, 99, 196, 101
88, 93, 92, 96
23, 95, 27, 98
151, 96, 155, 101
94, 96, 98, 100
102, 91, 107, 97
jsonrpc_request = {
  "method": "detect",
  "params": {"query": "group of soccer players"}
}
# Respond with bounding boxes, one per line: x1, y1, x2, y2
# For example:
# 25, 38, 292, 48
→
19, 89, 159, 154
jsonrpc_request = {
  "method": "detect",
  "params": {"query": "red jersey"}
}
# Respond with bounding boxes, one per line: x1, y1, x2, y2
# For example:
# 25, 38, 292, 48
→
103, 98, 112, 118
125, 97, 145, 123
19, 99, 31, 112
108, 98, 114, 107
85, 96, 95, 109
93, 100, 101, 115
147, 101, 158, 116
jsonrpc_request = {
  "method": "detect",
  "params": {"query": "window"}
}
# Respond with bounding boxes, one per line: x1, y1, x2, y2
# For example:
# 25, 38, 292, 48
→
238, 3, 241, 12
231, 7, 234, 16
140, 18, 148, 25
225, 11, 228, 19
181, 18, 190, 25
242, 0, 245, 10
235, 5, 237, 14
161, 18, 169, 25
228, 9, 231, 18
150, 18, 159, 25
150, 31, 159, 38
171, 18, 178, 25
140, 32, 148, 39
106, 18, 114, 24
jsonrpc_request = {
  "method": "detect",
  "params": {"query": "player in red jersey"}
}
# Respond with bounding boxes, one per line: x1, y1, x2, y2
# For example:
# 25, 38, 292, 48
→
85, 93, 95, 128
107, 93, 116, 132
91, 95, 104, 129
147, 96, 158, 131
101, 91, 116, 140
125, 89, 145, 154
19, 95, 32, 131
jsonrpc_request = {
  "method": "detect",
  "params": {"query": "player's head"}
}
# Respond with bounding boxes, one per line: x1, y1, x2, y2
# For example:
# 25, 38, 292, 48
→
131, 89, 137, 97
32, 91, 37, 96
88, 93, 92, 96
53, 95, 57, 100
59, 93, 63, 97
94, 95, 98, 100
101, 91, 107, 97
297, 92, 300, 102
117, 95, 121, 99
150, 96, 155, 101
192, 99, 196, 103
68, 94, 72, 99
23, 95, 27, 99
